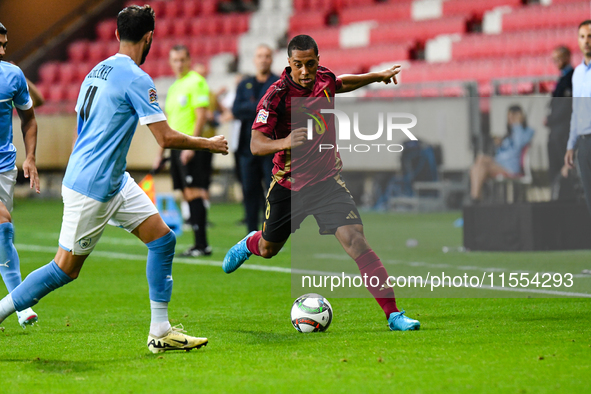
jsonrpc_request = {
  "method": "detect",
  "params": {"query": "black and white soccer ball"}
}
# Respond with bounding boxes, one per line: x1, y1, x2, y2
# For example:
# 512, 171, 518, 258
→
290, 293, 333, 333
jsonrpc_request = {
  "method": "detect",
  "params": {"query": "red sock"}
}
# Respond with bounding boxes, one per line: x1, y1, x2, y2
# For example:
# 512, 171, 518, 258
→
355, 249, 399, 318
246, 231, 262, 256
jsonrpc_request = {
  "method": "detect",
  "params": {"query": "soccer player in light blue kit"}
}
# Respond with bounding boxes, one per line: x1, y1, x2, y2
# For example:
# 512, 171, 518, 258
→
0, 6, 228, 353
0, 22, 41, 329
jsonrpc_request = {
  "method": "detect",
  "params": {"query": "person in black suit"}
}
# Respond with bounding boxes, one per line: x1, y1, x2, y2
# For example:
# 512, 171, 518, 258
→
547, 45, 574, 199
232, 45, 279, 233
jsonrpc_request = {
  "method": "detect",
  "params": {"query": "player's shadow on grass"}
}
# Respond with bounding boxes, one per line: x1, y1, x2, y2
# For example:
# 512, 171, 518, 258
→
234, 329, 316, 344
0, 359, 98, 374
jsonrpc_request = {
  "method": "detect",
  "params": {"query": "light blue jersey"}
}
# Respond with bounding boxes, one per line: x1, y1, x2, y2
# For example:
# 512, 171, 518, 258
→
63, 54, 166, 202
0, 61, 33, 173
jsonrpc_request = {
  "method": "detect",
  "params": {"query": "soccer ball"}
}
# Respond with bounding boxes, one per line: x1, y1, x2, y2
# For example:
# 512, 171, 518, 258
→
290, 293, 333, 333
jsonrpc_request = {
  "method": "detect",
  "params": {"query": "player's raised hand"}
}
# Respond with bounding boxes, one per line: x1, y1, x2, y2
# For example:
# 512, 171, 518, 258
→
22, 156, 40, 194
208, 135, 229, 155
288, 127, 308, 149
376, 65, 402, 85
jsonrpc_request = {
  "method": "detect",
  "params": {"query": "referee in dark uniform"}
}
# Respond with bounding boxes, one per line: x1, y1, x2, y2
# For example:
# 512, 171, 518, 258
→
232, 45, 279, 233
547, 46, 574, 198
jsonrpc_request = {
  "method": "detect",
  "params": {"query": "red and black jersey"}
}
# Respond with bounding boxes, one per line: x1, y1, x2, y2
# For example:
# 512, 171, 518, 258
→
252, 66, 343, 191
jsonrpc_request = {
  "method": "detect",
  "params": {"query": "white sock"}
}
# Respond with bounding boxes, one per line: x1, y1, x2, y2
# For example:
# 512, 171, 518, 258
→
0, 294, 16, 324
150, 301, 171, 337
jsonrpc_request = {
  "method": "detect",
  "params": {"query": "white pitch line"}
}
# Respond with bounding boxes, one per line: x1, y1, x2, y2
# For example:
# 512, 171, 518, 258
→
313, 253, 591, 279
15, 243, 591, 297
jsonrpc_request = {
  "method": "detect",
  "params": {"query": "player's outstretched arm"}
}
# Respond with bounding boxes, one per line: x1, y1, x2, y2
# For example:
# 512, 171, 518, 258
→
336, 65, 401, 93
251, 128, 307, 156
148, 120, 228, 155
17, 107, 40, 193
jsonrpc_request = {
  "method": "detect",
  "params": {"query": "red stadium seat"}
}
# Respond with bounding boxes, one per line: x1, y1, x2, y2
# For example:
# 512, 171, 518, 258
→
157, 17, 174, 37
189, 37, 207, 57
202, 38, 219, 56
200, 0, 217, 15
141, 61, 158, 78
66, 84, 81, 102
220, 15, 235, 35
87, 42, 107, 63
443, 0, 521, 18
544, 0, 588, 4
502, 2, 590, 32
236, 13, 251, 33
291, 27, 340, 49
452, 28, 578, 61
105, 41, 120, 58
181, 1, 200, 18
156, 59, 173, 77
47, 83, 67, 103
75, 62, 94, 83
145, 1, 165, 18
95, 19, 117, 41
151, 40, 168, 59
310, 0, 337, 11
171, 17, 190, 38
220, 14, 251, 35
35, 83, 51, 102
202, 16, 221, 35
290, 11, 327, 33
371, 16, 467, 45
321, 44, 411, 73
218, 35, 238, 53
293, 0, 307, 11
163, 1, 180, 18
190, 17, 206, 36
67, 40, 90, 62
57, 63, 77, 84
334, 0, 374, 11
339, 2, 412, 25
442, 86, 465, 97
38, 62, 60, 84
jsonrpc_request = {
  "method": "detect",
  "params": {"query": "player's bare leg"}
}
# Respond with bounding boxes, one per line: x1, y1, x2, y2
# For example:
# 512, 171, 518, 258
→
257, 237, 287, 258
470, 154, 510, 200
0, 201, 39, 327
54, 247, 90, 279
133, 213, 208, 353
335, 224, 420, 331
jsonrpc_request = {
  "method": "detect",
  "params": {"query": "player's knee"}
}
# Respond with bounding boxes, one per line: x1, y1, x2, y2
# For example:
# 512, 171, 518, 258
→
147, 230, 176, 253
162, 230, 177, 250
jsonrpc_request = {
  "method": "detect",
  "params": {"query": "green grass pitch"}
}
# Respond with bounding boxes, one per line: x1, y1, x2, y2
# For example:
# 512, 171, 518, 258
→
0, 199, 590, 393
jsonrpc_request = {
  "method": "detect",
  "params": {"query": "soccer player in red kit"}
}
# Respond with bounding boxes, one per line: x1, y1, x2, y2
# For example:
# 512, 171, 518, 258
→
223, 35, 419, 331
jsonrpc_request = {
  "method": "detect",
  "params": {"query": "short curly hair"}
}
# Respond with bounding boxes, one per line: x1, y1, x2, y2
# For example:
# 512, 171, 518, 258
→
117, 5, 155, 43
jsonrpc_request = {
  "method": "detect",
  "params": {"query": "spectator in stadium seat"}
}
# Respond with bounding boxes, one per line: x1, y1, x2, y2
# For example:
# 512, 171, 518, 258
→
546, 45, 574, 199
232, 45, 278, 233
565, 20, 591, 213
470, 105, 534, 202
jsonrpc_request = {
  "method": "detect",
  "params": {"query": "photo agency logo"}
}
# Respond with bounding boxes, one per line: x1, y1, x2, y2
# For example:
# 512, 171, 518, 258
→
306, 109, 419, 153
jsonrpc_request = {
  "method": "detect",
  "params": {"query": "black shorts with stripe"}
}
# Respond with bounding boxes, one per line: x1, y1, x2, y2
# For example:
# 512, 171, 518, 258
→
262, 175, 363, 243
